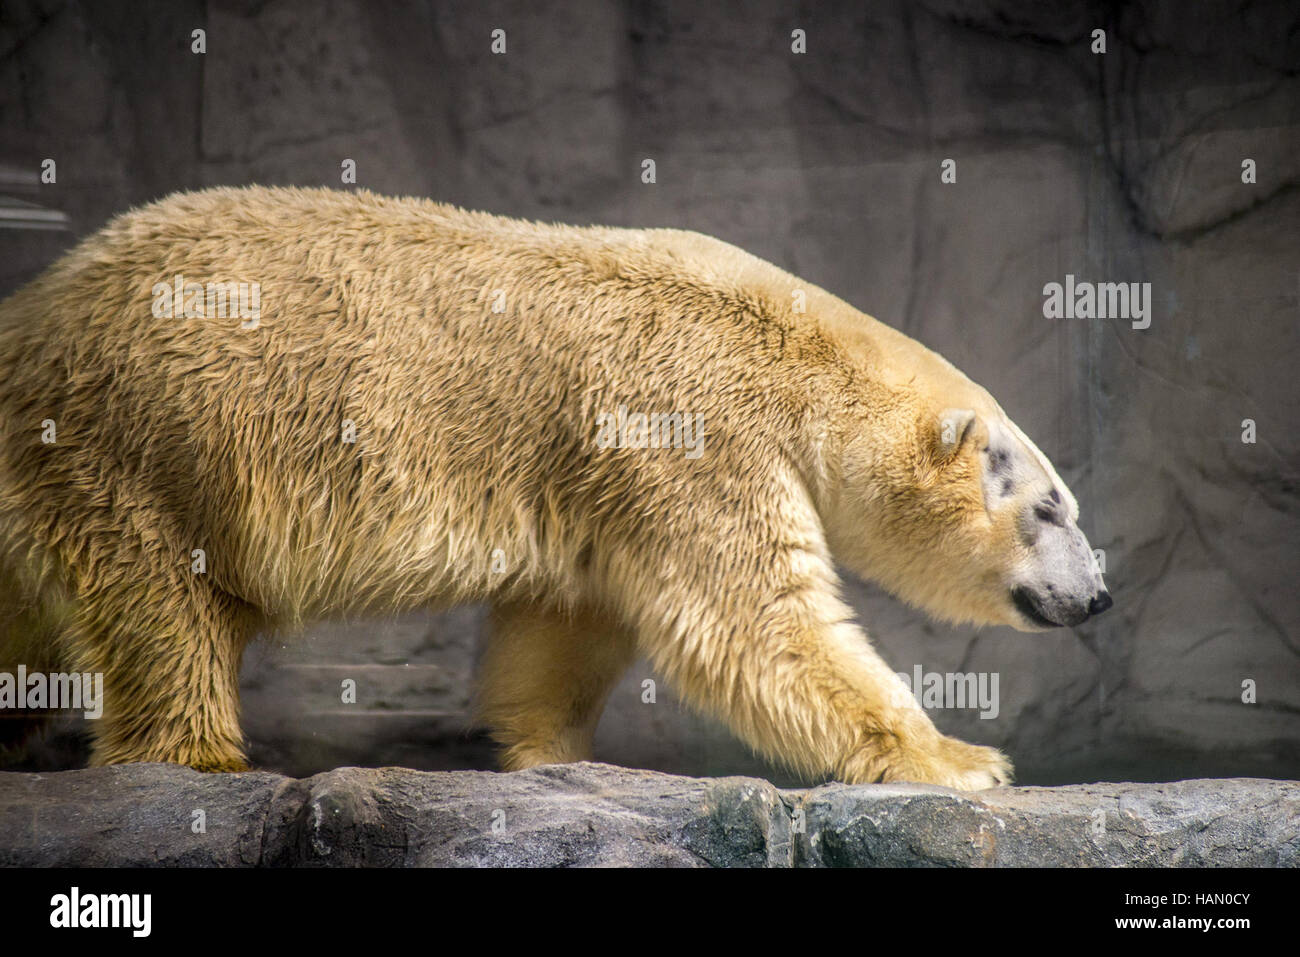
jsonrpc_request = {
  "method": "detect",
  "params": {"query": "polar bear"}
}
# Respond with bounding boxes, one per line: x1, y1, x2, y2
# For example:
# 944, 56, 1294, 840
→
0, 187, 1110, 788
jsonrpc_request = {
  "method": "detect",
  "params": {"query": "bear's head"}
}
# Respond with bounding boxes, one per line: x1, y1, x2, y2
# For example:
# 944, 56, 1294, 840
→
827, 395, 1111, 632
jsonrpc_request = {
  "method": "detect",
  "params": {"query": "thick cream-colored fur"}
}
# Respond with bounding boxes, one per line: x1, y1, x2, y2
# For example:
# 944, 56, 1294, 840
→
0, 186, 1057, 787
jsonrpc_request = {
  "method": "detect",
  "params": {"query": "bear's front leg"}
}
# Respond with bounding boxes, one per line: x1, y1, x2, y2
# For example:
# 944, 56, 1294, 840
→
617, 542, 1013, 790
669, 608, 1010, 789
475, 599, 638, 771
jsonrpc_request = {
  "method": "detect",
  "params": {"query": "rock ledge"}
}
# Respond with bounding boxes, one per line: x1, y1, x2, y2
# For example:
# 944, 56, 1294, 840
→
1, 763, 1295, 867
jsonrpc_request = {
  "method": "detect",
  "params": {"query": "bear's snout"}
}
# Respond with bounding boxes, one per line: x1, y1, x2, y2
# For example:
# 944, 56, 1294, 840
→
1011, 584, 1112, 629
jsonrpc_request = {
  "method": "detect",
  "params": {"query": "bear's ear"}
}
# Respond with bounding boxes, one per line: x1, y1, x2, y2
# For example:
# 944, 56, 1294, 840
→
934, 408, 979, 459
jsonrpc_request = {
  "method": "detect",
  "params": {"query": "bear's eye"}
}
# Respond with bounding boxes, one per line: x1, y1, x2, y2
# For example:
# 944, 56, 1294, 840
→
1034, 502, 1063, 525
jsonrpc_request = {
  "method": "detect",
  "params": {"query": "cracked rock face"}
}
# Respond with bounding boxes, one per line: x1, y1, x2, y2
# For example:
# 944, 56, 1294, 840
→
1, 1, 1297, 785
0, 763, 1295, 867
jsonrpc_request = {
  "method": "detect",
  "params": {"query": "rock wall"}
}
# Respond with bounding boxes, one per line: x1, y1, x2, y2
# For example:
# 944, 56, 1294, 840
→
0, 1, 1296, 784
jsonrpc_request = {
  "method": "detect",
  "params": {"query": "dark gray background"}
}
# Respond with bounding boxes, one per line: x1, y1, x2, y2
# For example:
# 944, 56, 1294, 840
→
1, 0, 1297, 785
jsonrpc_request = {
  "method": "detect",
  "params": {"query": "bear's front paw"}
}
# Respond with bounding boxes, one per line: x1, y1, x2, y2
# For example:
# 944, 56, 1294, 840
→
841, 730, 1014, 790
910, 734, 1014, 790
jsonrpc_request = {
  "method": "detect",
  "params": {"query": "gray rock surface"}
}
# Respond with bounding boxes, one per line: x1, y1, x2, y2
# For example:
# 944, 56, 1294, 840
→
1, 763, 1295, 867
1, 1, 1297, 785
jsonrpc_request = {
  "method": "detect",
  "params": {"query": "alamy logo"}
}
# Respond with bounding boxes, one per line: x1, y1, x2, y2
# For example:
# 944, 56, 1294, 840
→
894, 665, 1000, 719
595, 404, 704, 459
0, 666, 103, 719
49, 887, 151, 937
1042, 274, 1151, 330
151, 274, 261, 328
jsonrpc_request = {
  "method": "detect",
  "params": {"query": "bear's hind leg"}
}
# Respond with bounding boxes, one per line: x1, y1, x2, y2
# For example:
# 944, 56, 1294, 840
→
72, 566, 257, 772
475, 599, 637, 771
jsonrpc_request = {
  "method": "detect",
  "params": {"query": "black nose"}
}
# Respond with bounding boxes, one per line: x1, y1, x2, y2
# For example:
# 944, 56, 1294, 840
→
1088, 591, 1113, 616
